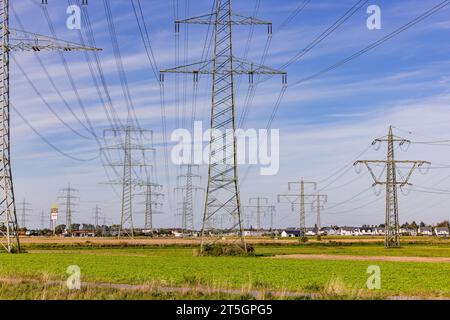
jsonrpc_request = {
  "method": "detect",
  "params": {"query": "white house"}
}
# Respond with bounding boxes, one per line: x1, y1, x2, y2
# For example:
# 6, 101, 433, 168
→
322, 227, 339, 236
419, 227, 433, 236
339, 227, 356, 236
400, 228, 417, 236
373, 228, 385, 235
434, 227, 450, 237
359, 227, 375, 236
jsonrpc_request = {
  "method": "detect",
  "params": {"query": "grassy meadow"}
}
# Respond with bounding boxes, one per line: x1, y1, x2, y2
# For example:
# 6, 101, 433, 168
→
0, 239, 449, 299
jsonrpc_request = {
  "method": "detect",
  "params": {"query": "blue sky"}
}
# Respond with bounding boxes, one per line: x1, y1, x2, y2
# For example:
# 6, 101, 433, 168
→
9, 0, 450, 229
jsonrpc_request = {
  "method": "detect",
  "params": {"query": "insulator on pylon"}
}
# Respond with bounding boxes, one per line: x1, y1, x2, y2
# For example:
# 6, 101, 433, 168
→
400, 184, 411, 196
353, 162, 362, 174
82, 0, 88, 5
399, 140, 410, 152
175, 22, 180, 34
372, 184, 382, 196
268, 23, 273, 35
41, 0, 48, 4
418, 162, 431, 175
248, 72, 254, 84
282, 74, 288, 86
159, 72, 164, 83
193, 71, 199, 83
372, 140, 381, 151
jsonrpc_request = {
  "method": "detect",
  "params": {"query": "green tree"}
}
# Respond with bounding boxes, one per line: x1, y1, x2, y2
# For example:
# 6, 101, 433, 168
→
55, 224, 66, 235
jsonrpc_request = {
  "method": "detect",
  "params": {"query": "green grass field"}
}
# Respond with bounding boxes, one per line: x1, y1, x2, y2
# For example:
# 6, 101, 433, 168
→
1, 241, 449, 299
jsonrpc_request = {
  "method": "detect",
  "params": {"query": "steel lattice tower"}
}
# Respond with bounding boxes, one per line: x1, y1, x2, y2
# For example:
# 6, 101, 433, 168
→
244, 197, 272, 230
278, 180, 317, 238
58, 184, 79, 234
102, 125, 155, 238
136, 179, 164, 231
161, 0, 287, 252
19, 199, 32, 229
355, 126, 429, 248
175, 164, 202, 233
93, 205, 101, 229
311, 193, 327, 236
0, 0, 100, 253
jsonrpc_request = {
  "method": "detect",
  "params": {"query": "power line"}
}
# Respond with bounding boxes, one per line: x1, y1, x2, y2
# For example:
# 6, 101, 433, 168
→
290, 0, 450, 87
11, 103, 100, 162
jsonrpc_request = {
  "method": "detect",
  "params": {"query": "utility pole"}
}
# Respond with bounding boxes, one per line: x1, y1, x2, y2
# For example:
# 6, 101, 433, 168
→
19, 199, 32, 230
175, 164, 202, 233
102, 125, 155, 239
244, 197, 272, 230
355, 126, 429, 248
311, 193, 327, 236
0, 0, 100, 253
58, 184, 79, 235
278, 180, 317, 238
161, 0, 287, 253
136, 179, 164, 231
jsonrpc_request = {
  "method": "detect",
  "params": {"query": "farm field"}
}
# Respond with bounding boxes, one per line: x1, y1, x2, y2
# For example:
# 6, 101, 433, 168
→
1, 238, 449, 300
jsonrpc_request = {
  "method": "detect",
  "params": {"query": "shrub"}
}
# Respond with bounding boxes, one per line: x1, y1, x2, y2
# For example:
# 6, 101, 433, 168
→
196, 244, 255, 257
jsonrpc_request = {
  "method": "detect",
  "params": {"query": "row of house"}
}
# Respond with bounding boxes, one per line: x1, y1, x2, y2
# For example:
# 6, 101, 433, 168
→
280, 226, 450, 237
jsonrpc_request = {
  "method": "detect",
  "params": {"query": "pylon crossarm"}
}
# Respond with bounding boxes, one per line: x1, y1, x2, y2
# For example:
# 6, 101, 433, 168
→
401, 161, 430, 185
176, 13, 271, 26
7, 28, 101, 52
101, 144, 155, 151
160, 58, 286, 77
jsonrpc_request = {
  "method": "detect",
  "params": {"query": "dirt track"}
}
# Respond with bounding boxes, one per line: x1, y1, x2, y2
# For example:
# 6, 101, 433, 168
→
270, 254, 450, 263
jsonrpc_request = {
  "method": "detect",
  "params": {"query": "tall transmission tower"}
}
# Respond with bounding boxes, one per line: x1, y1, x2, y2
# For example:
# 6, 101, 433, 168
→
135, 179, 164, 231
0, 0, 100, 253
40, 210, 47, 230
311, 193, 327, 236
161, 0, 287, 252
355, 126, 429, 248
93, 205, 101, 229
269, 205, 276, 230
19, 199, 32, 230
278, 180, 317, 238
244, 197, 272, 230
102, 125, 155, 238
58, 184, 79, 234
175, 164, 202, 233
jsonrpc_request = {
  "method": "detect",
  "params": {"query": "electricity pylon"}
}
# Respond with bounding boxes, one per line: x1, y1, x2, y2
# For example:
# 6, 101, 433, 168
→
102, 125, 155, 239
244, 197, 272, 230
135, 179, 164, 231
278, 180, 317, 238
93, 205, 101, 229
161, 0, 287, 253
58, 184, 79, 234
40, 210, 47, 230
0, 0, 100, 253
355, 126, 429, 248
269, 206, 276, 230
175, 164, 203, 233
19, 199, 32, 229
311, 193, 327, 236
